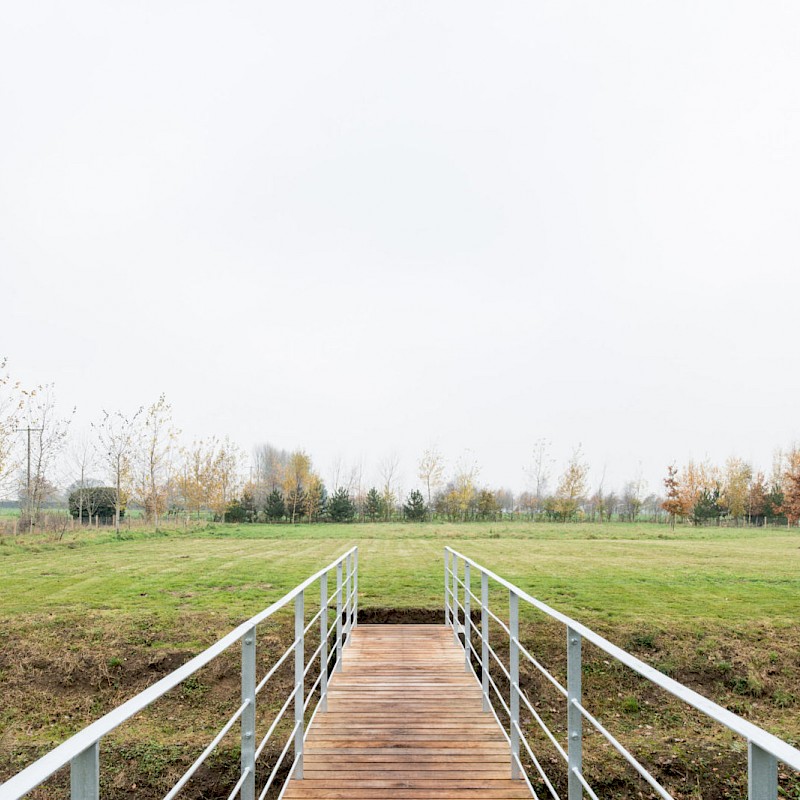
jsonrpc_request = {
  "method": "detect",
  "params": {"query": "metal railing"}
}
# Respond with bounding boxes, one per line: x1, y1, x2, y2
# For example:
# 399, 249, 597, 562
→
444, 546, 800, 800
0, 547, 359, 800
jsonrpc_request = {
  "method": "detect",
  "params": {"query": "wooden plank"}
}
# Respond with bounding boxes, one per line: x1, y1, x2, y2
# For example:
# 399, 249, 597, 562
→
281, 625, 529, 800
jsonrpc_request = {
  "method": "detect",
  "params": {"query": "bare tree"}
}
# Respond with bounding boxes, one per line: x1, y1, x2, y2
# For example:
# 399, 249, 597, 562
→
525, 438, 553, 518
94, 407, 142, 534
66, 430, 98, 526
251, 443, 289, 510
18, 386, 74, 533
134, 394, 178, 527
418, 446, 445, 507
379, 453, 400, 521
211, 436, 244, 521
0, 357, 22, 495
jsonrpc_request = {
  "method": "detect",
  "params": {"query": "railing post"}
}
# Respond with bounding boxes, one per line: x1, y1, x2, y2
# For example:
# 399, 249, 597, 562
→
344, 553, 351, 642
464, 562, 471, 672
444, 549, 450, 628
481, 570, 489, 712
320, 573, 328, 712
353, 548, 358, 628
241, 625, 256, 800
748, 742, 778, 800
567, 626, 583, 800
294, 591, 305, 780
452, 553, 459, 645
70, 742, 99, 800
509, 590, 520, 779
335, 560, 343, 672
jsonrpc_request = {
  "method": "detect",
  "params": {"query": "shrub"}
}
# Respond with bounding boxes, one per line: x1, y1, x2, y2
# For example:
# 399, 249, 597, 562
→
68, 487, 125, 522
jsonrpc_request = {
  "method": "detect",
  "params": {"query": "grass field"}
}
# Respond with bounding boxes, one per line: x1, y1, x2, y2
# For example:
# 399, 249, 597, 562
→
2, 522, 800, 799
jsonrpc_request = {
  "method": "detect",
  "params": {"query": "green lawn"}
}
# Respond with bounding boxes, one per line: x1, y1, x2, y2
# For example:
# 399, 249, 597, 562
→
2, 521, 800, 799
2, 521, 798, 629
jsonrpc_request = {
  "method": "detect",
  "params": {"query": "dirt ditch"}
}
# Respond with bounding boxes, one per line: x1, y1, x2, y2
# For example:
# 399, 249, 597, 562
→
2, 609, 799, 799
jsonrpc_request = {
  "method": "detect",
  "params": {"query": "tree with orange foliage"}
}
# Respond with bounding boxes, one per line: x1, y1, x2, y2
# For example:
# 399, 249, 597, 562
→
661, 465, 682, 529
780, 449, 800, 526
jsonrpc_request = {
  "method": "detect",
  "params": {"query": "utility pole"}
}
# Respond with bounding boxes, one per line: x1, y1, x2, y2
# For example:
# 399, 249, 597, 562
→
16, 425, 43, 533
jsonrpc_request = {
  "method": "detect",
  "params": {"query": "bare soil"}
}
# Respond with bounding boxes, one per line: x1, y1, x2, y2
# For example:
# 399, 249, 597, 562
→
2, 609, 799, 799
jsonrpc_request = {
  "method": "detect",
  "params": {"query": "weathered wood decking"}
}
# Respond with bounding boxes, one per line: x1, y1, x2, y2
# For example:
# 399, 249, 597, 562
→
283, 624, 529, 800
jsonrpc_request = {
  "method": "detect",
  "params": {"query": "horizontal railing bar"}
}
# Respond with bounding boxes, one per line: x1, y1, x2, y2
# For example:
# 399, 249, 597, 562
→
512, 752, 540, 800
572, 698, 674, 800
452, 573, 481, 605
445, 546, 800, 770
257, 721, 301, 800
485, 605, 511, 637
487, 669, 512, 719
303, 672, 324, 711
255, 641, 297, 696
458, 624, 511, 749
303, 641, 326, 679
516, 683, 568, 763
514, 720, 562, 800
327, 585, 344, 603
485, 691, 512, 745
466, 638, 483, 685
163, 699, 249, 800
1, 547, 358, 799
325, 616, 338, 641
302, 606, 325, 638
487, 642, 512, 682
326, 640, 339, 668
304, 689, 325, 742
513, 637, 568, 698
572, 767, 600, 800
225, 766, 251, 800
254, 685, 299, 761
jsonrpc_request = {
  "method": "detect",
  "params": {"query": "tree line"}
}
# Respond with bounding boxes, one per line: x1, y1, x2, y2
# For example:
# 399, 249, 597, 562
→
661, 454, 800, 528
1, 359, 799, 530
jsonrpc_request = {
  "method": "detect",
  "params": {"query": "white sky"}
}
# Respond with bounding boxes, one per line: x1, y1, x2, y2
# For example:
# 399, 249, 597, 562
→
2, 2, 799, 496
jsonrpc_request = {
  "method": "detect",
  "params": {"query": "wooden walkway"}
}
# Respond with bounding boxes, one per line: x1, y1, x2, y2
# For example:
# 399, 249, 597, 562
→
283, 624, 530, 800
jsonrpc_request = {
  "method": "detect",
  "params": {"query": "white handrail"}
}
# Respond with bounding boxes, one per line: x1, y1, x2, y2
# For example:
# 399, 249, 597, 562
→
444, 545, 800, 800
0, 547, 358, 800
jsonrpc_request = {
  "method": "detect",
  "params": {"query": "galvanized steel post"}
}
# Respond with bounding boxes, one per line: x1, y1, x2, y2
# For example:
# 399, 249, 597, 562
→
567, 626, 583, 800
748, 742, 778, 800
320, 573, 328, 712
353, 548, 358, 628
335, 561, 343, 672
481, 570, 489, 712
464, 562, 471, 672
444, 548, 450, 627
509, 590, 520, 779
294, 591, 305, 779
452, 553, 459, 645
70, 742, 99, 800
240, 626, 256, 800
344, 553, 351, 642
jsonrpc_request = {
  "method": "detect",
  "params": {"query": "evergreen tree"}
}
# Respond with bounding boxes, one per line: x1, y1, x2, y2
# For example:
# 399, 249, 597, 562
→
224, 498, 247, 523
264, 488, 286, 522
365, 487, 385, 522
286, 487, 307, 522
692, 487, 723, 526
241, 488, 257, 522
403, 489, 427, 521
764, 483, 785, 524
328, 487, 356, 522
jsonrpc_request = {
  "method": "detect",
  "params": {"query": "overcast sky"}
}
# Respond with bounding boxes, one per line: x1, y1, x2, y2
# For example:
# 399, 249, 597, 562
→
1, 2, 799, 496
